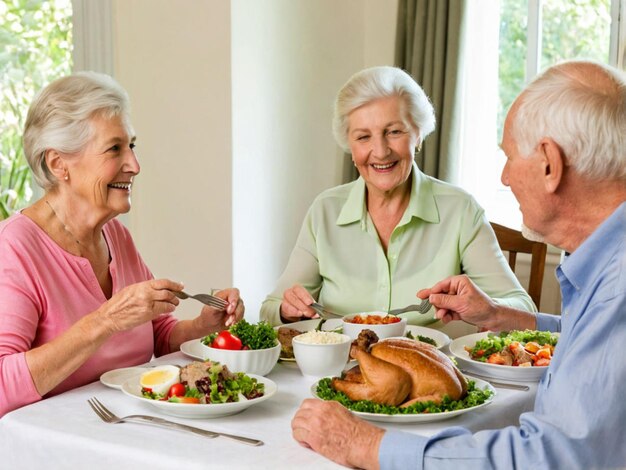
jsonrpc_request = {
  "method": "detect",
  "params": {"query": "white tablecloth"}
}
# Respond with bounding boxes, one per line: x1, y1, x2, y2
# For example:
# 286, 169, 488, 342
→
0, 352, 536, 470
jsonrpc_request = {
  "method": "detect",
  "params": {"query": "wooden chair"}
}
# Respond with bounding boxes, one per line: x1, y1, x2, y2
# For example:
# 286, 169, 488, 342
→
490, 222, 547, 309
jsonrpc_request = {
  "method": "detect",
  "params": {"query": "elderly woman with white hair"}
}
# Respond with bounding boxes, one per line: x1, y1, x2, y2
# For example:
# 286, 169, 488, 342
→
0, 72, 244, 416
260, 66, 534, 327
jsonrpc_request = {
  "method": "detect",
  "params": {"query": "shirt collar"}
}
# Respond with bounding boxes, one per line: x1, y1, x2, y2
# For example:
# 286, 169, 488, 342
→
560, 201, 626, 291
336, 162, 440, 227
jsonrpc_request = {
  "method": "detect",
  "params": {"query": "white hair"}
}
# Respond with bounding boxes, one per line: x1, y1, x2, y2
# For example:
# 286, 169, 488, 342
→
332, 66, 436, 152
513, 60, 626, 180
23, 71, 132, 190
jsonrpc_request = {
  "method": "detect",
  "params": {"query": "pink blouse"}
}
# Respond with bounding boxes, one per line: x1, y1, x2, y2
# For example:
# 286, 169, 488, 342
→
0, 213, 178, 416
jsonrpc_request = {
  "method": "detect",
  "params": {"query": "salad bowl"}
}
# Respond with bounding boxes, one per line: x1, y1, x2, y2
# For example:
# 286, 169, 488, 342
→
181, 339, 280, 376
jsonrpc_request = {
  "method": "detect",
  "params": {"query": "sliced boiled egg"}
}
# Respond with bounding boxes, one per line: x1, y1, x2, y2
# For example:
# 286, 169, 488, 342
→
139, 365, 180, 395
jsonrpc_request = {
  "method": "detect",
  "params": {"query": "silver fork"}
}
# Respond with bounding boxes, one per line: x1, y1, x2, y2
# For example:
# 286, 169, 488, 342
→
87, 397, 263, 446
310, 302, 343, 319
388, 298, 432, 316
171, 290, 228, 310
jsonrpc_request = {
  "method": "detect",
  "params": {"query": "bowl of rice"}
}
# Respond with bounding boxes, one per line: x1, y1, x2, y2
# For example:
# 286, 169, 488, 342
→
292, 331, 351, 378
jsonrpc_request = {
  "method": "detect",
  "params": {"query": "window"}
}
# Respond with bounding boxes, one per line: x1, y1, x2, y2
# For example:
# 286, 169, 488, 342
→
0, 0, 72, 219
458, 0, 621, 228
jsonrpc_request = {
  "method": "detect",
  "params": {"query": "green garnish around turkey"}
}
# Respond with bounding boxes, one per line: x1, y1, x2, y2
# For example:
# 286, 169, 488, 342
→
315, 378, 493, 415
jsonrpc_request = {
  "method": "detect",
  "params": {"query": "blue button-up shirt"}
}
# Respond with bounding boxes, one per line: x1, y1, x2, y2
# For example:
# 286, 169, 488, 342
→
379, 202, 626, 469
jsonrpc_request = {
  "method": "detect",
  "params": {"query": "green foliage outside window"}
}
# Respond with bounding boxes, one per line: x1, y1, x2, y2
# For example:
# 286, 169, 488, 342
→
0, 0, 72, 220
497, 0, 610, 140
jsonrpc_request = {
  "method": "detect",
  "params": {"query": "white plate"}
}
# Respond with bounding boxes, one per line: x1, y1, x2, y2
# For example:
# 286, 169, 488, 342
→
100, 367, 149, 390
403, 325, 451, 350
180, 339, 211, 361
310, 377, 495, 423
120, 372, 277, 419
449, 332, 553, 382
275, 319, 343, 361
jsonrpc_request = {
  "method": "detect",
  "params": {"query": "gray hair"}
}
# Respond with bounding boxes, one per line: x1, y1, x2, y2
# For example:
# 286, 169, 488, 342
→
513, 60, 626, 180
332, 66, 436, 152
23, 71, 131, 190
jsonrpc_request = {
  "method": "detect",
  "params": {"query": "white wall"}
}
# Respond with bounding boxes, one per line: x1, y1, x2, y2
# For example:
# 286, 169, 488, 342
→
112, 0, 233, 319
109, 0, 397, 321
232, 0, 398, 322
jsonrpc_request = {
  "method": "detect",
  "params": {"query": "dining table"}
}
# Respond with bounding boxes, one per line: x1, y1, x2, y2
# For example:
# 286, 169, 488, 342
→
0, 348, 537, 470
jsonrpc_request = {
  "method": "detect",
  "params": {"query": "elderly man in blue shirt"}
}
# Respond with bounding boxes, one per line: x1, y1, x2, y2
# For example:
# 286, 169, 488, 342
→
291, 59, 626, 469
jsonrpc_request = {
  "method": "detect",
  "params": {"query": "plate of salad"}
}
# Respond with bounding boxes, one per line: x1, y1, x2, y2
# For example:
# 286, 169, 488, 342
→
121, 361, 277, 418
311, 377, 495, 423
449, 330, 559, 382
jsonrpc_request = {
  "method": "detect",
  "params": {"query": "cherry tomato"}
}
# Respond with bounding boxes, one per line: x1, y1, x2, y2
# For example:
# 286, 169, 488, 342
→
167, 383, 186, 398
211, 330, 243, 350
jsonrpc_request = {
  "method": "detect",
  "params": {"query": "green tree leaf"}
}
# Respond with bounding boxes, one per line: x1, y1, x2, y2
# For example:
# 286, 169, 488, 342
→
0, 0, 72, 220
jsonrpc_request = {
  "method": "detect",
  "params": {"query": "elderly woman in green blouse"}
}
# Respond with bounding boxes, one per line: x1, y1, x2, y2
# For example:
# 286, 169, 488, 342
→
260, 66, 535, 328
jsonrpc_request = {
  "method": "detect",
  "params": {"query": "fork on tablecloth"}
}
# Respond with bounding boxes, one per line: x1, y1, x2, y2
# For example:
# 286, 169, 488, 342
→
87, 397, 263, 446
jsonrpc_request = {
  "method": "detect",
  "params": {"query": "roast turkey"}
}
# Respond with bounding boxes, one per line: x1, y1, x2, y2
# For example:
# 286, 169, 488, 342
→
331, 331, 467, 407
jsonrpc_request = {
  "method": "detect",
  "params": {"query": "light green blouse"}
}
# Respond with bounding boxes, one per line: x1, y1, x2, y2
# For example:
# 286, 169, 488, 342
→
260, 164, 536, 326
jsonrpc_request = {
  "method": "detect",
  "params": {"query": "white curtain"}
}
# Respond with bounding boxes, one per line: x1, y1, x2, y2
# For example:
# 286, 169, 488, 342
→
71, 0, 114, 75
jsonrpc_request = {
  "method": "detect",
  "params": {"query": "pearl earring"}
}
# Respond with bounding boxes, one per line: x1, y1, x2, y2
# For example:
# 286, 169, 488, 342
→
64, 175, 69, 181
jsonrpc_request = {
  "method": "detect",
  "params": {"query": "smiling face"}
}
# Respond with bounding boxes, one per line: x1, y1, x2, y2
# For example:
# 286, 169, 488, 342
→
347, 96, 420, 198
66, 113, 140, 219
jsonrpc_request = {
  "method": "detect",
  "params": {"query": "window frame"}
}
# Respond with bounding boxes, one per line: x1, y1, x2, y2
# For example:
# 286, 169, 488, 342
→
458, 0, 624, 230
526, 0, 624, 77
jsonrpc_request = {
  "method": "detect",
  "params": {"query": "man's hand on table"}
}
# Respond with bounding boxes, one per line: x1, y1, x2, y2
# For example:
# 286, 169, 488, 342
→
292, 398, 383, 470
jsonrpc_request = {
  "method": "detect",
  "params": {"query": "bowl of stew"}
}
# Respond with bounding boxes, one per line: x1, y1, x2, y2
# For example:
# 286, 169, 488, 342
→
342, 312, 407, 340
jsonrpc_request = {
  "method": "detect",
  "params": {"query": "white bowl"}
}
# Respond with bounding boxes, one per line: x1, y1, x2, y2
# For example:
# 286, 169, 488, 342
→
292, 333, 351, 378
200, 342, 281, 376
342, 312, 407, 340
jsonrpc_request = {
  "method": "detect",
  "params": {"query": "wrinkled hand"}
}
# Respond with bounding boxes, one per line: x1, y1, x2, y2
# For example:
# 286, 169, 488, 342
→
100, 279, 182, 334
292, 399, 383, 469
198, 288, 244, 329
280, 284, 318, 322
418, 275, 497, 328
